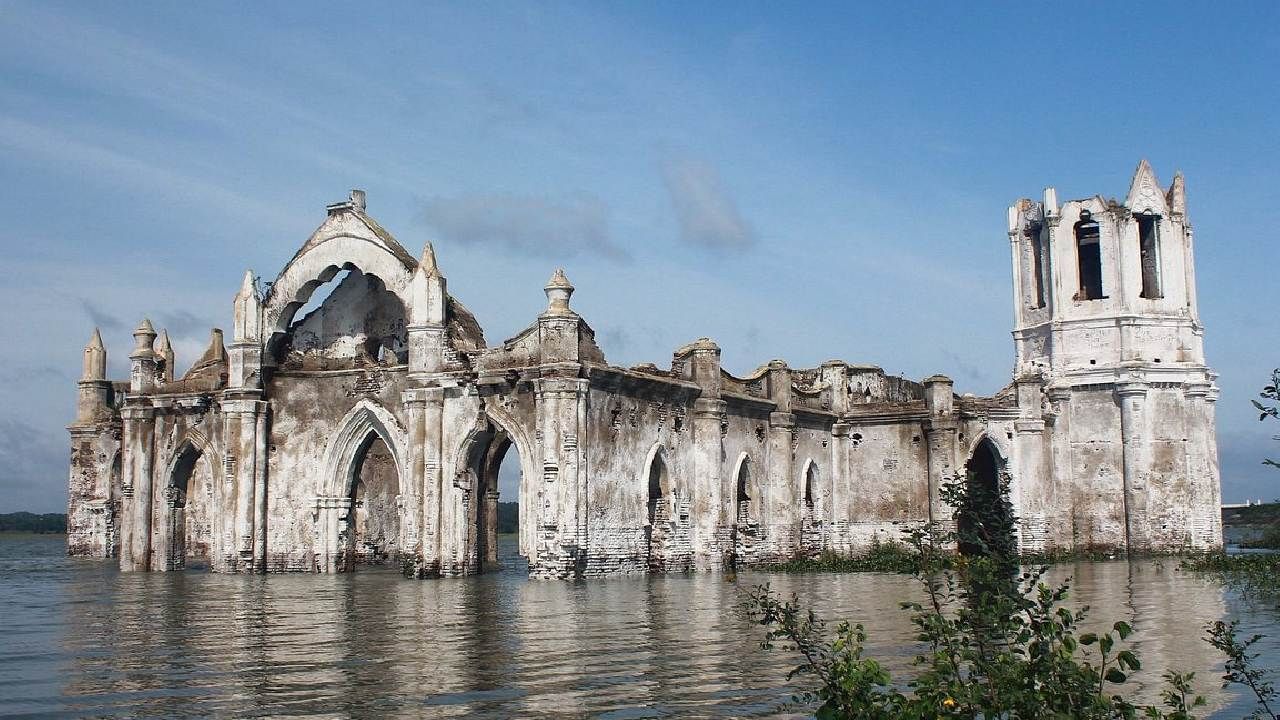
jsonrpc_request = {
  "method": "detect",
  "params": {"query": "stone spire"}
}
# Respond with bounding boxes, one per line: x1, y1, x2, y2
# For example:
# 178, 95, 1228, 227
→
409, 241, 447, 326
543, 268, 575, 316
131, 318, 157, 358
156, 329, 175, 383
233, 269, 262, 344
129, 318, 158, 393
82, 328, 106, 381
1125, 158, 1168, 215
420, 241, 442, 279
1167, 171, 1187, 217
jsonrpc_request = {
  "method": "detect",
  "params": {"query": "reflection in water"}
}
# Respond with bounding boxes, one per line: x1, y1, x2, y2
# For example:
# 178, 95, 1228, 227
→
0, 534, 1274, 718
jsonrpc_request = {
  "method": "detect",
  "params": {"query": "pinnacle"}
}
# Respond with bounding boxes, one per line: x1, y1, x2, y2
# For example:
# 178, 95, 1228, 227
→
135, 317, 156, 335
546, 267, 573, 289
420, 241, 441, 276
86, 327, 104, 349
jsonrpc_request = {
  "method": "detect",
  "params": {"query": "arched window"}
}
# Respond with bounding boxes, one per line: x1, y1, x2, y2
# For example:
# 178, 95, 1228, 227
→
647, 450, 670, 527
803, 462, 817, 510
735, 456, 752, 522
1136, 212, 1162, 299
1027, 223, 1046, 308
1074, 214, 1104, 300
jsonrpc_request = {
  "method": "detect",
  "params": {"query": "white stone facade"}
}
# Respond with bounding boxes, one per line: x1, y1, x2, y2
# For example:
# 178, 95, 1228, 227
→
65, 162, 1222, 578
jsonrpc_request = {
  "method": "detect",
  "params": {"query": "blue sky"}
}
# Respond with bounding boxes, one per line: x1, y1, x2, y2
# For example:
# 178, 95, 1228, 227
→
0, 1, 1277, 511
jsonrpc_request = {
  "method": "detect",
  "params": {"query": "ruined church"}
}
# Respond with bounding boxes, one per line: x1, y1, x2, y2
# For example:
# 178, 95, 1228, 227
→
66, 161, 1222, 578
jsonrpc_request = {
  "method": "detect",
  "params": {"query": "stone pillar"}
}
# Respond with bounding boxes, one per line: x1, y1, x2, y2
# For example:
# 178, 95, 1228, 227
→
420, 387, 445, 575
76, 329, 111, 425
407, 243, 449, 378
119, 403, 156, 572
531, 376, 587, 578
922, 375, 956, 526
829, 423, 851, 525
1013, 373, 1047, 551
1045, 385, 1073, 548
1185, 379, 1222, 548
401, 389, 427, 570
483, 489, 499, 565
681, 338, 725, 569
764, 361, 796, 561
252, 405, 269, 572
148, 406, 170, 571
230, 270, 263, 390
1116, 378, 1150, 552
220, 394, 263, 573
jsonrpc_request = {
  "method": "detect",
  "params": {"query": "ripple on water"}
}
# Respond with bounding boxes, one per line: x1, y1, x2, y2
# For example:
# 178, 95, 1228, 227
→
0, 534, 1278, 718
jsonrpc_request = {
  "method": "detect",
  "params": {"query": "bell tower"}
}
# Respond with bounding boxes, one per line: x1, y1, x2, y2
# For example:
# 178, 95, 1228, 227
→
1006, 161, 1220, 551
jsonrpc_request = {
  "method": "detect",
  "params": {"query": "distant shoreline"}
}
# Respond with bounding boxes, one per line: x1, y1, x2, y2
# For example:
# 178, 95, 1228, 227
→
0, 512, 67, 534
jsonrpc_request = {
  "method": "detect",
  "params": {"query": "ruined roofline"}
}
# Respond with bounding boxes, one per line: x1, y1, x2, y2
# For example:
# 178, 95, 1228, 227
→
1008, 160, 1188, 235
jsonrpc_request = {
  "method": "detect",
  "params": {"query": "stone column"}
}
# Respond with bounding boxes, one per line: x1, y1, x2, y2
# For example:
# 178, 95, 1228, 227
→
922, 375, 956, 526
829, 422, 851, 525
1044, 385, 1073, 548
420, 387, 445, 576
252, 405, 269, 572
483, 489, 500, 565
1116, 378, 1150, 552
1013, 373, 1048, 551
120, 403, 156, 572
692, 397, 726, 569
682, 339, 725, 569
533, 377, 589, 577
219, 394, 261, 573
401, 389, 427, 570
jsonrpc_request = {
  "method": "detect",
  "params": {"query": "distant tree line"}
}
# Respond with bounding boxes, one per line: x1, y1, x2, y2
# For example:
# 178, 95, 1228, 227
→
497, 502, 518, 534
0, 512, 67, 533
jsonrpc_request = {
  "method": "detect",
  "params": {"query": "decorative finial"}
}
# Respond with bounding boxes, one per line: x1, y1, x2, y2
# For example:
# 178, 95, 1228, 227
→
543, 268, 575, 314
420, 242, 441, 277
135, 317, 155, 336
82, 328, 107, 381
238, 269, 256, 298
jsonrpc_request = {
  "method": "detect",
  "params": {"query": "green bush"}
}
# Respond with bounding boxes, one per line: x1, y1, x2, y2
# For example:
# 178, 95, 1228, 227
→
746, 474, 1280, 719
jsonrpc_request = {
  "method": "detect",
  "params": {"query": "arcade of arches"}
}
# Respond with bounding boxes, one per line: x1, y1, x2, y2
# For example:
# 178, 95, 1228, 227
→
66, 170, 1224, 577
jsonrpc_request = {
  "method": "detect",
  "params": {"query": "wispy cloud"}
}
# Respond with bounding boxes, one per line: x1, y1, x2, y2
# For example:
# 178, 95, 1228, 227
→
80, 299, 125, 332
421, 193, 627, 261
661, 157, 757, 250
0, 417, 69, 512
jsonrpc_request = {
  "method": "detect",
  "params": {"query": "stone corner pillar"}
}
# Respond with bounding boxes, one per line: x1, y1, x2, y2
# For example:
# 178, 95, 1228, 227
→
1115, 378, 1151, 552
530, 375, 588, 579
118, 401, 156, 572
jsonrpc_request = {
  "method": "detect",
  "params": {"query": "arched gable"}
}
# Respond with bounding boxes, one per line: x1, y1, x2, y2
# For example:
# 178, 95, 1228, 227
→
262, 233, 417, 352
320, 399, 408, 499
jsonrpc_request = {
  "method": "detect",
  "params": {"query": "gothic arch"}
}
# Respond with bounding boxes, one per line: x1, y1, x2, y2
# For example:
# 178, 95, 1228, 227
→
450, 399, 539, 564
320, 399, 408, 500
261, 234, 416, 360
732, 452, 754, 520
800, 458, 819, 511
642, 443, 673, 523
165, 430, 216, 491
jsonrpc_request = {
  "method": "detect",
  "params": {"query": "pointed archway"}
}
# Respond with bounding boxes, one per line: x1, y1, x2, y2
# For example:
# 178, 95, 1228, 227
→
163, 434, 216, 571
316, 400, 408, 573
957, 436, 1016, 558
644, 444, 673, 571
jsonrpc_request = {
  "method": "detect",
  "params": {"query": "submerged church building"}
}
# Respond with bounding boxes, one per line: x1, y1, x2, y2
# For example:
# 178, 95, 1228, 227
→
66, 161, 1222, 578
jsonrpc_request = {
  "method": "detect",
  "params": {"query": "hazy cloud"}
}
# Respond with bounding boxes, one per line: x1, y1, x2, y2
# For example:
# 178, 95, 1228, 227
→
79, 299, 125, 331
661, 157, 757, 250
0, 417, 68, 512
422, 193, 627, 261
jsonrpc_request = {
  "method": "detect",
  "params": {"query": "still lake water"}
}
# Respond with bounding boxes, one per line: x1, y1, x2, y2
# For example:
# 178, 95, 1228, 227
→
2, 534, 1279, 719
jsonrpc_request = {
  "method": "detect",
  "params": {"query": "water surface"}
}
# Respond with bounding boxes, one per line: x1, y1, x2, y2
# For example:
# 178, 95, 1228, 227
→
2, 534, 1277, 718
